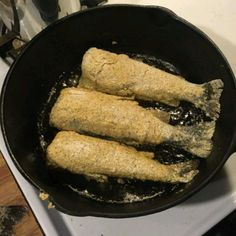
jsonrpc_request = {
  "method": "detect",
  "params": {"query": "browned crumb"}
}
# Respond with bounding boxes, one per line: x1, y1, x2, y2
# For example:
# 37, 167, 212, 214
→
39, 192, 49, 201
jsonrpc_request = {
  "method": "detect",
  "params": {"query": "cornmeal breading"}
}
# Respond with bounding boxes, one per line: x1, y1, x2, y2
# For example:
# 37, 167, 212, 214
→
50, 88, 215, 158
47, 131, 199, 183
79, 48, 223, 119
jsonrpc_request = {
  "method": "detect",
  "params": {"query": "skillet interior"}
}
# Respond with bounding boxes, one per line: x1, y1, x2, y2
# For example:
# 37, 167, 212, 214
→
1, 5, 236, 217
37, 52, 205, 204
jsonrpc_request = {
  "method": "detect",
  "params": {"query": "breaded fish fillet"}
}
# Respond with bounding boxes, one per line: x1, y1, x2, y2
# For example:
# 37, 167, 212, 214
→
47, 131, 199, 183
79, 48, 223, 119
50, 88, 215, 158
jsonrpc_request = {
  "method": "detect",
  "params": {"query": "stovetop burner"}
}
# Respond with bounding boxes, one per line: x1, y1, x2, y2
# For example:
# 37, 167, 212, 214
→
0, 21, 25, 64
0, 0, 106, 64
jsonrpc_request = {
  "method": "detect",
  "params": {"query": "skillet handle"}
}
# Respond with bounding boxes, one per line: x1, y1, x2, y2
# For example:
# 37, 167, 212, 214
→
229, 89, 236, 154
232, 90, 236, 154
232, 124, 236, 155
231, 130, 236, 154
80, 0, 107, 8
233, 140, 236, 154
156, 6, 178, 18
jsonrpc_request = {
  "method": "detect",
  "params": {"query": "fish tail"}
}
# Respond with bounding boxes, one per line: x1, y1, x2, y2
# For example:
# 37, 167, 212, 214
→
173, 121, 216, 158
197, 79, 224, 119
168, 160, 199, 183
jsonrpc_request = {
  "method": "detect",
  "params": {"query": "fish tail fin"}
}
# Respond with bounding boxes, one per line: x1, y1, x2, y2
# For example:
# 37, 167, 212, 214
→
197, 79, 224, 119
173, 121, 216, 158
168, 160, 199, 183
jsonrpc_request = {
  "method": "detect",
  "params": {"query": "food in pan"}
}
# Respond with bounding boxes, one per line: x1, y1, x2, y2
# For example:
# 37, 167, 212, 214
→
47, 48, 224, 188
79, 47, 223, 120
49, 87, 215, 158
47, 131, 199, 183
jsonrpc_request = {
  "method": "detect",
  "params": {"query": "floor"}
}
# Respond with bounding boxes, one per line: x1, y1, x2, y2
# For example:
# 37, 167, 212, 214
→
204, 210, 236, 236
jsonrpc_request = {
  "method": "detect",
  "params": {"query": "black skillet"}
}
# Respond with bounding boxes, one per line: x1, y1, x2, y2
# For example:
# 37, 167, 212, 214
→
1, 5, 236, 217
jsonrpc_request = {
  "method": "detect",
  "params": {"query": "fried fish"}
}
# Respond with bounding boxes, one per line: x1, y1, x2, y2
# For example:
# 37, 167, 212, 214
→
79, 47, 223, 119
47, 131, 199, 183
50, 87, 215, 158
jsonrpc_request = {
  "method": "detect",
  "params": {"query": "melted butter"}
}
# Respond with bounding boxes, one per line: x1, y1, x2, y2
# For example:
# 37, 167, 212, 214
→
67, 184, 171, 203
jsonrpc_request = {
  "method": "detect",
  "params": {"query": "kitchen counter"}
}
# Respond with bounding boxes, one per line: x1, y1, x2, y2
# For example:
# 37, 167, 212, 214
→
0, 153, 43, 236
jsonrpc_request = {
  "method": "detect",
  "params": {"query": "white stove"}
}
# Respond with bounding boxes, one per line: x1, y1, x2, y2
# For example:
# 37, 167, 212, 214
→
1, 1, 236, 235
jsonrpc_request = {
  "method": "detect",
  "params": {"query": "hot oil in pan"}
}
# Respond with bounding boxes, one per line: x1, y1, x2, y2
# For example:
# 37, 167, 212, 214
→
37, 53, 210, 204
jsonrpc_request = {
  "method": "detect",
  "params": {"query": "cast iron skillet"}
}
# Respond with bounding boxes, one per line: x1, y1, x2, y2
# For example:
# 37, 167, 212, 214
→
1, 5, 236, 217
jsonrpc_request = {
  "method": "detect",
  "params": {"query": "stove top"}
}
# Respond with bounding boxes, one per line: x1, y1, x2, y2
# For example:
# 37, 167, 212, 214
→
0, 0, 236, 235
